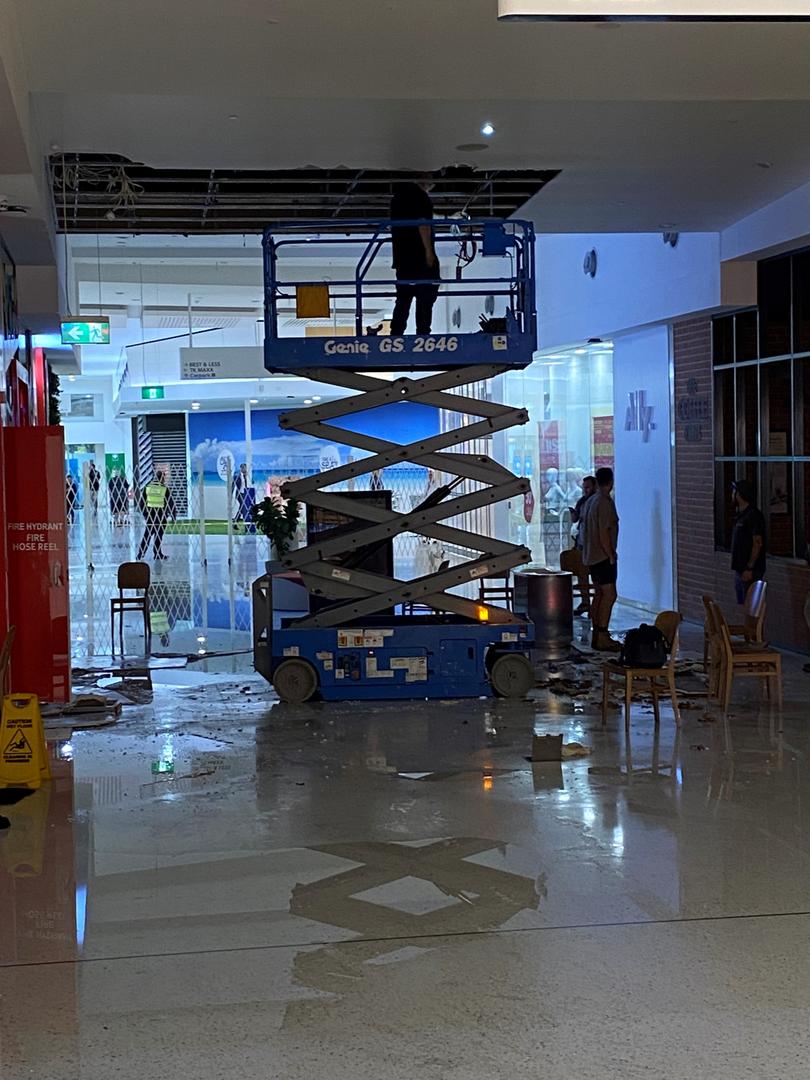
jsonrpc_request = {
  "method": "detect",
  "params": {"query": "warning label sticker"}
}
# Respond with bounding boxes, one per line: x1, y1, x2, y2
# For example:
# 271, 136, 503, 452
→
337, 629, 395, 648
3, 730, 33, 762
390, 656, 428, 680
365, 656, 394, 679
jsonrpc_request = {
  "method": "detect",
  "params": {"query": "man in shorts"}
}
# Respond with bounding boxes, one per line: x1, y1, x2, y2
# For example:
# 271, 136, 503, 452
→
581, 467, 621, 651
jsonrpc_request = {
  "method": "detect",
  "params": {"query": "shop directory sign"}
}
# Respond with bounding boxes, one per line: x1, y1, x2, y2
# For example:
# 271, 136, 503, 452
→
60, 318, 110, 345
499, 0, 810, 16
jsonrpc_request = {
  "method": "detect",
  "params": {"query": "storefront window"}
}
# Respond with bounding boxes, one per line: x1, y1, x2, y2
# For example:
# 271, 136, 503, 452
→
498, 343, 613, 567
712, 245, 810, 561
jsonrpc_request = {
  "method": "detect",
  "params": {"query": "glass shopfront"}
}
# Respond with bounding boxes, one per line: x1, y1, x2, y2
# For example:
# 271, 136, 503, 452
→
496, 342, 614, 566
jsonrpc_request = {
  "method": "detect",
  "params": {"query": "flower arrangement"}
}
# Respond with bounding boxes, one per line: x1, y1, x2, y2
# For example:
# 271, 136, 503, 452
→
250, 495, 301, 557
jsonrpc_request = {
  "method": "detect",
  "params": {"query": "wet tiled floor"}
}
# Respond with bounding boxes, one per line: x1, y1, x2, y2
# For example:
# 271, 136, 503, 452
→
2, 625, 809, 1078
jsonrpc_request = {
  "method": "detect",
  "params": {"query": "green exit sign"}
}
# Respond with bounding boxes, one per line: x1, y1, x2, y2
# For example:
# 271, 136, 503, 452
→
61, 318, 111, 345
141, 386, 165, 401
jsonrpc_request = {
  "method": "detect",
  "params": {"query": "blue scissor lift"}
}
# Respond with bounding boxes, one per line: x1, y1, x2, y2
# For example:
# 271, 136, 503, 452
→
252, 217, 538, 703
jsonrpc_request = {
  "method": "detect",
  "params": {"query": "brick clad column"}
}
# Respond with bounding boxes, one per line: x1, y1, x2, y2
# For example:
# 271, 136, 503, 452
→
673, 318, 716, 621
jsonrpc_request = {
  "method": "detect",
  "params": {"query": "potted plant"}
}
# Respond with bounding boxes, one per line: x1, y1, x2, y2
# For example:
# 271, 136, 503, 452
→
250, 495, 301, 573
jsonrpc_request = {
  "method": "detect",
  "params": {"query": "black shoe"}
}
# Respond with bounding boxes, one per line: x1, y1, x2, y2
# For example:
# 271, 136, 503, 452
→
0, 816, 10, 831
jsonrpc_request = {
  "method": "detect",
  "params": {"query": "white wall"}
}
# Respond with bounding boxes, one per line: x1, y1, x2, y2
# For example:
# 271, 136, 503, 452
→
721, 179, 810, 262
612, 325, 674, 612
537, 232, 721, 350
61, 376, 133, 477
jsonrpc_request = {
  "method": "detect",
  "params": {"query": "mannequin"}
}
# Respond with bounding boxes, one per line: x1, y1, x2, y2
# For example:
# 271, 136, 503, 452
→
543, 467, 566, 515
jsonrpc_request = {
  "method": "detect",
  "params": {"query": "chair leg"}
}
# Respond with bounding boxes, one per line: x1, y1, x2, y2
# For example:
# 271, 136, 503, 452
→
667, 669, 682, 726
624, 673, 633, 730
652, 684, 661, 726
776, 660, 783, 710
602, 668, 610, 727
708, 647, 720, 701
722, 662, 733, 715
110, 607, 116, 657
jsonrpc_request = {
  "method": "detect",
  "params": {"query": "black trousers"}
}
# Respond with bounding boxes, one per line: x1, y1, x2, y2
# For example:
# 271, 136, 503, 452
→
391, 280, 440, 335
137, 518, 165, 559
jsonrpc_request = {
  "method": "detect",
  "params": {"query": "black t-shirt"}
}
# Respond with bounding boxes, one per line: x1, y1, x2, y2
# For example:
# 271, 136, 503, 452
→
390, 183, 436, 277
731, 505, 767, 574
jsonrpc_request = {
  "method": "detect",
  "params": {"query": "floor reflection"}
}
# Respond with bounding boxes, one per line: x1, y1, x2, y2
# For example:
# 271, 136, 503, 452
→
4, 647, 810, 1076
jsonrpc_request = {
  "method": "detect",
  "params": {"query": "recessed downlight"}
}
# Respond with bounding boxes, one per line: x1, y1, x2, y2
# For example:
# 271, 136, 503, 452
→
481, 122, 495, 137
191, 402, 201, 410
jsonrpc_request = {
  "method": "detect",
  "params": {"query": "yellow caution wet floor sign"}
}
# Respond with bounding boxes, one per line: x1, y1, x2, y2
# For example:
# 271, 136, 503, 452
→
0, 694, 50, 789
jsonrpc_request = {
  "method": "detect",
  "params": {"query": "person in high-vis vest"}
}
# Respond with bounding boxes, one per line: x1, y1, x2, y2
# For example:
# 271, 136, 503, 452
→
137, 470, 176, 561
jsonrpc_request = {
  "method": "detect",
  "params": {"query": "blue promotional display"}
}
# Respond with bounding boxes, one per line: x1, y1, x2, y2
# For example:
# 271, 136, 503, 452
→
253, 217, 538, 703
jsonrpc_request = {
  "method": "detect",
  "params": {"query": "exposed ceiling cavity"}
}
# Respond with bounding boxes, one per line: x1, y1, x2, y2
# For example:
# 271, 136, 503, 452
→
50, 155, 559, 233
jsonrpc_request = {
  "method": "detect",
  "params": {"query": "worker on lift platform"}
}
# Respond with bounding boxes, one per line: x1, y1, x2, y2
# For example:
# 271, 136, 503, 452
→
390, 179, 440, 335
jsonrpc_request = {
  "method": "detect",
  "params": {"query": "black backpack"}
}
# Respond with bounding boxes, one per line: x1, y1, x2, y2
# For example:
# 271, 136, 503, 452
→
619, 624, 669, 668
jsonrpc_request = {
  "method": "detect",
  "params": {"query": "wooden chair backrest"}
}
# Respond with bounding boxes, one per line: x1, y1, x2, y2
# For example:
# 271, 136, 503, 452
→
560, 547, 585, 575
709, 601, 734, 663
703, 595, 719, 639
743, 579, 767, 640
118, 561, 151, 593
654, 610, 682, 665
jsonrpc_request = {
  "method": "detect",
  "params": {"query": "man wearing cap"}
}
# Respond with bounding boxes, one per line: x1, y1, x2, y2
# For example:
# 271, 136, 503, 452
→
730, 479, 766, 604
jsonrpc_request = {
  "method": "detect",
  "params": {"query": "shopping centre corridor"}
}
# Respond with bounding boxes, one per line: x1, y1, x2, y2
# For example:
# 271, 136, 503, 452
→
3, 621, 809, 1079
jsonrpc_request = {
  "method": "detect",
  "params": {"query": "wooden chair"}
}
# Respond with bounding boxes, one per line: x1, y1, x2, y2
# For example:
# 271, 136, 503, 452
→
727, 579, 767, 644
702, 596, 723, 701
602, 611, 682, 729
708, 600, 782, 712
560, 547, 595, 614
478, 571, 514, 610
0, 625, 16, 698
111, 562, 152, 657
704, 581, 767, 670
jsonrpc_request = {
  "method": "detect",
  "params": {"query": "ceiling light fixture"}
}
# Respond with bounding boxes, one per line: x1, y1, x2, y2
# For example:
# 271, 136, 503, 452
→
191, 402, 201, 410
303, 398, 313, 405
481, 122, 495, 137
312, 395, 321, 401
249, 398, 259, 404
